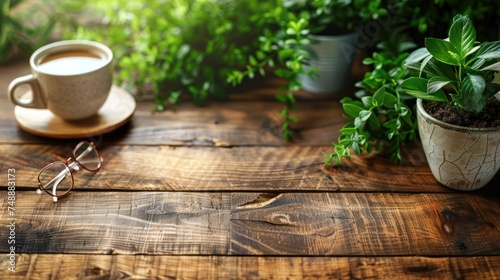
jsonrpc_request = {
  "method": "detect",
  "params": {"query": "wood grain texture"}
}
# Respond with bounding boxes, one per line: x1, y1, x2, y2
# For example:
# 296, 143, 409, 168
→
0, 143, 480, 192
0, 191, 498, 256
0, 100, 346, 145
230, 192, 500, 256
0, 191, 231, 255
1, 254, 499, 279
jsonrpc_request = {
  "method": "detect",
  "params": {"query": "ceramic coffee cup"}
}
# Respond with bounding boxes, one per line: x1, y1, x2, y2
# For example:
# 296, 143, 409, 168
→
8, 40, 113, 121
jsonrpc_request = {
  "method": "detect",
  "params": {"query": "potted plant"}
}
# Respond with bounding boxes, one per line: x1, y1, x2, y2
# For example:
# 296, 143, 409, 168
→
401, 14, 500, 190
282, 0, 387, 94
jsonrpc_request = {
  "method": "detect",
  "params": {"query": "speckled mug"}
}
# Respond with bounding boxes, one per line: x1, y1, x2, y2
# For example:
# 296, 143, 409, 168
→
8, 40, 113, 121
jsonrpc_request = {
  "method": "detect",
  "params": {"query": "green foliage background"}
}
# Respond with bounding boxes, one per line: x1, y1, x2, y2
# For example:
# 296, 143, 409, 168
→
0, 0, 62, 63
66, 1, 277, 106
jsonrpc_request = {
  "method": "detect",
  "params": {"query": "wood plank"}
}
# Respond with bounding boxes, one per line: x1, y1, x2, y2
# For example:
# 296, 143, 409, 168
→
0, 191, 231, 255
0, 101, 346, 146
230, 192, 500, 256
1, 254, 499, 279
120, 101, 345, 146
0, 144, 467, 192
0, 191, 498, 255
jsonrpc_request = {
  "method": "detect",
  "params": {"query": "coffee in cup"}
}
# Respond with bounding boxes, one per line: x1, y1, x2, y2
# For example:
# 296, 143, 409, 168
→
8, 40, 113, 121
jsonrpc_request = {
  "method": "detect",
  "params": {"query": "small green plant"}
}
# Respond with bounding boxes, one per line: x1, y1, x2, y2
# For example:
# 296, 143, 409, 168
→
325, 42, 418, 165
227, 7, 311, 140
401, 14, 500, 115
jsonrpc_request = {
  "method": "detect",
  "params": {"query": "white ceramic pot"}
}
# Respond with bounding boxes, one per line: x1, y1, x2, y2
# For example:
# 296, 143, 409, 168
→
300, 32, 357, 94
416, 98, 500, 191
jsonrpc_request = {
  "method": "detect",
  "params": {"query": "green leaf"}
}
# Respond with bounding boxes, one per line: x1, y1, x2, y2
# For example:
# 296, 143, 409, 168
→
286, 28, 296, 35
354, 117, 364, 128
469, 41, 500, 69
419, 54, 433, 77
425, 38, 461, 66
357, 134, 367, 146
287, 115, 299, 123
343, 103, 364, 118
339, 127, 356, 135
400, 77, 448, 102
449, 15, 476, 61
399, 106, 409, 117
405, 47, 430, 64
362, 57, 375, 65
359, 110, 372, 122
480, 62, 500, 71
176, 44, 190, 59
351, 141, 362, 155
475, 41, 500, 59
387, 130, 395, 140
427, 76, 451, 93
383, 93, 398, 107
361, 96, 373, 108
478, 51, 500, 60
249, 55, 258, 66
460, 74, 486, 114
275, 94, 288, 103
383, 119, 401, 129
423, 58, 456, 81
372, 87, 385, 107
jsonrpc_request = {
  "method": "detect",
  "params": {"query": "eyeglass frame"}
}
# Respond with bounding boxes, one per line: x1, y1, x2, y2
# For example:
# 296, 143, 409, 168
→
36, 141, 102, 201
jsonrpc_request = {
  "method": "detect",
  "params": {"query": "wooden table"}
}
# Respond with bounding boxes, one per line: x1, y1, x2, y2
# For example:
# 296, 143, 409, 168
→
0, 59, 499, 279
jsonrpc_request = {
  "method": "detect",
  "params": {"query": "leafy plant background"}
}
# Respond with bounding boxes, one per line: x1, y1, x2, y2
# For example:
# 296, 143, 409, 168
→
62, 0, 314, 139
0, 0, 62, 63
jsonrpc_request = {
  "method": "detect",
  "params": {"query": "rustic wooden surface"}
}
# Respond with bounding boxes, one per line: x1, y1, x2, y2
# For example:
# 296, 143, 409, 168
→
0, 59, 499, 279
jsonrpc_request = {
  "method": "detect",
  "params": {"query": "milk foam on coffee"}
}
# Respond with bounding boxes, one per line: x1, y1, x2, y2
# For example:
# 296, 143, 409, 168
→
38, 51, 106, 75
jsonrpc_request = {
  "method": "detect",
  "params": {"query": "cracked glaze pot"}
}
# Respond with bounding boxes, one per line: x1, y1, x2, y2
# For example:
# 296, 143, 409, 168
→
416, 98, 500, 191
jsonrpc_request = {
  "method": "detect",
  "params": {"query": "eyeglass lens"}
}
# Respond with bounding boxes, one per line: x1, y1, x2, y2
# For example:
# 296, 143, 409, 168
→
73, 142, 101, 171
38, 162, 73, 197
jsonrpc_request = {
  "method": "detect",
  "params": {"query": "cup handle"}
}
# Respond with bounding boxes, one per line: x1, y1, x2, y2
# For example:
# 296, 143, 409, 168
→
8, 74, 47, 109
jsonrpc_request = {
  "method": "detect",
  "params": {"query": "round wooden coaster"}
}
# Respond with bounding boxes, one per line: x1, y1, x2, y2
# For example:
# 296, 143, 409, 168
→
14, 85, 136, 139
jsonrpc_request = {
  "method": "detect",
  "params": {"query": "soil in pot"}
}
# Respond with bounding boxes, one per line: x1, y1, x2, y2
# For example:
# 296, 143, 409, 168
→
423, 98, 500, 128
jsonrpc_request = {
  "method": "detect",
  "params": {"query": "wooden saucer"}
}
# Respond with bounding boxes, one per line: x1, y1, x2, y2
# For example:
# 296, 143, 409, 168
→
14, 85, 136, 139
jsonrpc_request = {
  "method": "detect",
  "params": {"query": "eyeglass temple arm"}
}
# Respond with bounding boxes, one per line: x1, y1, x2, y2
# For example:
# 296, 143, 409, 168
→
67, 158, 103, 171
39, 169, 68, 202
76, 145, 93, 161
42, 169, 68, 192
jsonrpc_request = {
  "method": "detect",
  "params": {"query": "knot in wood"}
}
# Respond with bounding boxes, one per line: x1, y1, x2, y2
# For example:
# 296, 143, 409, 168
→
269, 213, 293, 226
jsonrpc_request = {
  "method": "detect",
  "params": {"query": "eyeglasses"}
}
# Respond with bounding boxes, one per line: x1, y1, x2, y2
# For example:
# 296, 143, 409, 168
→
37, 141, 102, 202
